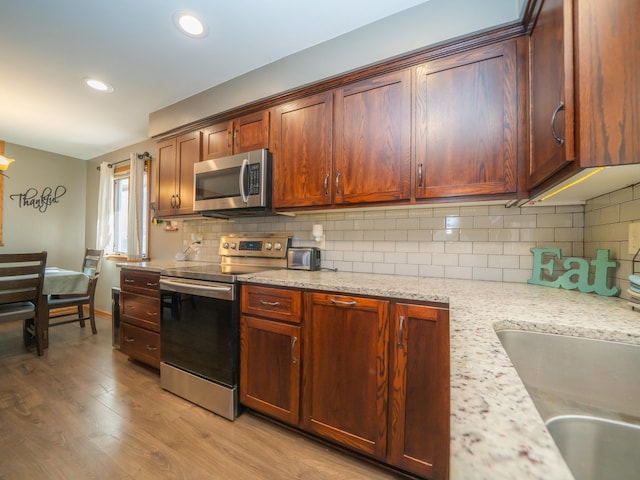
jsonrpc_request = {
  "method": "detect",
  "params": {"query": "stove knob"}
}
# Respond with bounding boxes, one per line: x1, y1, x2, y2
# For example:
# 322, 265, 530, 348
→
274, 242, 282, 251
230, 242, 237, 249
265, 242, 273, 250
222, 242, 229, 249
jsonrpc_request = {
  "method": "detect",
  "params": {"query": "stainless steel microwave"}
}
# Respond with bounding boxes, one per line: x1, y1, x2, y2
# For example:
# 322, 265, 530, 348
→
193, 149, 272, 217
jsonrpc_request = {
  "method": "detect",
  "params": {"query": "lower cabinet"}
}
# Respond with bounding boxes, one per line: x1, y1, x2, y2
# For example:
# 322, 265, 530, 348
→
389, 303, 450, 480
240, 285, 302, 425
119, 269, 161, 369
240, 284, 450, 480
303, 292, 390, 458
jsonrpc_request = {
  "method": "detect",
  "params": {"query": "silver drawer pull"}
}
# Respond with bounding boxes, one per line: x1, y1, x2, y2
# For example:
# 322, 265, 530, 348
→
124, 279, 134, 283
124, 336, 135, 343
146, 282, 158, 287
146, 345, 157, 351
330, 298, 357, 306
260, 300, 281, 307
146, 312, 158, 316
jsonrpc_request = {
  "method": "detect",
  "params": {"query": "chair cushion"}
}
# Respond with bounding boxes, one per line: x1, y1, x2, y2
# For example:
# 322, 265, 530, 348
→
0, 301, 35, 321
48, 295, 90, 307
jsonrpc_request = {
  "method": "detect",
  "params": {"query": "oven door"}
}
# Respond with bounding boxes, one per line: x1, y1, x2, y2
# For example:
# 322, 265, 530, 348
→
160, 277, 238, 387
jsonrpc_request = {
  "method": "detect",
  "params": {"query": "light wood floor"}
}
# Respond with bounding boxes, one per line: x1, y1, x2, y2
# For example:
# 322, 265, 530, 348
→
0, 315, 401, 480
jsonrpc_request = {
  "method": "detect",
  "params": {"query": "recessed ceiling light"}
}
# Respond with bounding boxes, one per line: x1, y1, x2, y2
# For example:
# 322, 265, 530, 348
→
173, 11, 208, 38
84, 78, 114, 93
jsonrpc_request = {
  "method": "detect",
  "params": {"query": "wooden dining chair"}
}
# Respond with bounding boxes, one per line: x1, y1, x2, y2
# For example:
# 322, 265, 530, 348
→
0, 251, 48, 355
48, 249, 103, 334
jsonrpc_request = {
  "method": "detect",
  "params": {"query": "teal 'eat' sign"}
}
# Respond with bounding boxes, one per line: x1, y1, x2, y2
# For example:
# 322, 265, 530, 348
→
528, 248, 620, 296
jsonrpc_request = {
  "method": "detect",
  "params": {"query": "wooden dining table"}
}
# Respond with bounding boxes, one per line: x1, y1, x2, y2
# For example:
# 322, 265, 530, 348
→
34, 267, 90, 350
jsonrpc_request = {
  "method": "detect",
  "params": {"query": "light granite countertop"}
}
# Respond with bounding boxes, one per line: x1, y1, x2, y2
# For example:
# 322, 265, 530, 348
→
238, 269, 640, 480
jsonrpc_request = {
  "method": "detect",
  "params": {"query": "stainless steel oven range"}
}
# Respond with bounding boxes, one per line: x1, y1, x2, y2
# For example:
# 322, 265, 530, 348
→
159, 233, 291, 421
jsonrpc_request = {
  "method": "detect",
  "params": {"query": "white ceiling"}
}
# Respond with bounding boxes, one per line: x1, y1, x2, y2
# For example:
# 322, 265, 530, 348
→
0, 0, 519, 160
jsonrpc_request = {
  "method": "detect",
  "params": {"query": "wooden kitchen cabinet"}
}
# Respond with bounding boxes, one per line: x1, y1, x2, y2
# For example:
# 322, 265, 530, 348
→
303, 292, 390, 459
333, 70, 411, 205
415, 40, 519, 199
527, 0, 575, 189
527, 0, 639, 192
388, 303, 450, 480
156, 130, 201, 217
119, 269, 161, 369
272, 70, 411, 210
240, 285, 302, 425
271, 92, 333, 209
202, 110, 270, 160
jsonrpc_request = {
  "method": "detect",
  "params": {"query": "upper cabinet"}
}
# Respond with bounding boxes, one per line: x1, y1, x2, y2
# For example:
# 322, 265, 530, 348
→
272, 71, 411, 210
156, 130, 202, 217
528, 0, 639, 192
333, 71, 411, 205
271, 92, 334, 209
528, 0, 575, 189
415, 40, 519, 199
202, 110, 270, 160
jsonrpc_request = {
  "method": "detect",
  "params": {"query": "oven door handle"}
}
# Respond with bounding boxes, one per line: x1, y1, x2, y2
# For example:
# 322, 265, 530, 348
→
159, 278, 234, 299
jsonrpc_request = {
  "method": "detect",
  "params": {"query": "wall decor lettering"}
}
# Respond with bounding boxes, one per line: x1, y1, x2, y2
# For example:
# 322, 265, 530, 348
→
10, 185, 67, 213
528, 248, 620, 296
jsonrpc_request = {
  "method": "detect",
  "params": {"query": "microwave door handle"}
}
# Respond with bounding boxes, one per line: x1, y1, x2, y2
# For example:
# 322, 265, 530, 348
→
239, 158, 249, 204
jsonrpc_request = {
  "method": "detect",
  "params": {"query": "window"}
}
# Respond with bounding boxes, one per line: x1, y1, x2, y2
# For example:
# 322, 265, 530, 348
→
112, 164, 149, 258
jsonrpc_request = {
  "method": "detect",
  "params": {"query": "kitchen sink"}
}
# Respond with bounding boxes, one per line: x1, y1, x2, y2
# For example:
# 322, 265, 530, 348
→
496, 329, 640, 480
546, 415, 640, 480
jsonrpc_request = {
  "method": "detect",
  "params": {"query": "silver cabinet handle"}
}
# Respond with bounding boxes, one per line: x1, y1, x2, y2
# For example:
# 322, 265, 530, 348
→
323, 174, 329, 196
227, 130, 232, 149
398, 315, 405, 349
124, 278, 134, 283
146, 282, 158, 287
146, 344, 157, 351
330, 298, 357, 306
335, 172, 342, 195
175, 194, 181, 208
146, 311, 158, 317
291, 336, 298, 364
124, 336, 135, 343
170, 194, 176, 208
234, 128, 239, 147
260, 299, 281, 307
417, 162, 423, 188
551, 101, 565, 145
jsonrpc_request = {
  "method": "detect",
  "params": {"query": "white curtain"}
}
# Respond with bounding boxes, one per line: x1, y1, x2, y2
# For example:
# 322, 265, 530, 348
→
127, 153, 145, 261
96, 161, 114, 254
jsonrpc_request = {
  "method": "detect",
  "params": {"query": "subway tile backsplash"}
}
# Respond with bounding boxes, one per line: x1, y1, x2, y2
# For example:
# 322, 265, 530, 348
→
182, 203, 586, 284
181, 182, 639, 299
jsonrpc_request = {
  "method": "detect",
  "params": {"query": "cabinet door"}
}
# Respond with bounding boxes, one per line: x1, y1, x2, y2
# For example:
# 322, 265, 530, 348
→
415, 41, 518, 198
175, 130, 201, 215
202, 121, 233, 160
240, 315, 301, 425
575, 0, 639, 168
156, 138, 177, 217
303, 293, 389, 458
233, 110, 270, 153
271, 93, 333, 209
388, 303, 449, 480
333, 70, 411, 205
528, 0, 575, 188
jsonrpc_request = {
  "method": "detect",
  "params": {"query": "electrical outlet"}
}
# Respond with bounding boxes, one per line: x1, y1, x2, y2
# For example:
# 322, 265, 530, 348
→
629, 222, 640, 254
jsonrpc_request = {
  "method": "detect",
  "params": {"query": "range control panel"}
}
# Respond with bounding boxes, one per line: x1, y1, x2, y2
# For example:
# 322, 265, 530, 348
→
219, 234, 292, 259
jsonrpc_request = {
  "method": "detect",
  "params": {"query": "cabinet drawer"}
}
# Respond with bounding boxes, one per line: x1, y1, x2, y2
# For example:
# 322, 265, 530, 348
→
119, 322, 160, 369
120, 269, 160, 297
120, 292, 161, 331
241, 285, 302, 323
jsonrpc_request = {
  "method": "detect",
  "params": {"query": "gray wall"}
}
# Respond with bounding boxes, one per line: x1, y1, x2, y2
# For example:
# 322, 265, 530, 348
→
2, 142, 86, 268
